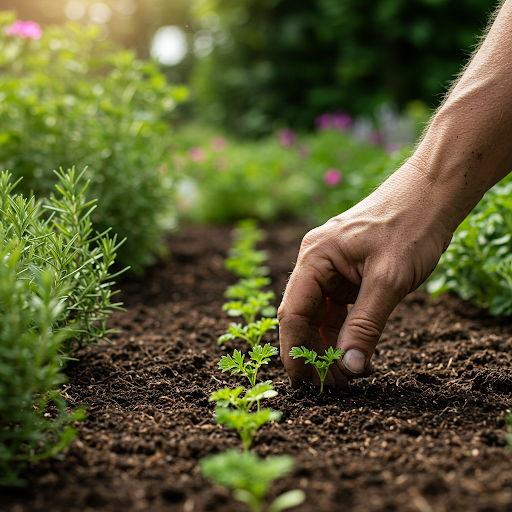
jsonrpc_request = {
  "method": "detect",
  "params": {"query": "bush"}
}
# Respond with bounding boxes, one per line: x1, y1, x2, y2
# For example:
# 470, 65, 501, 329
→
428, 176, 512, 316
0, 168, 123, 485
0, 12, 188, 273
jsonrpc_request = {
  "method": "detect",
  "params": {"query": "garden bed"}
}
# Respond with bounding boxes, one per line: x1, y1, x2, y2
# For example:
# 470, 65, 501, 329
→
4, 224, 512, 512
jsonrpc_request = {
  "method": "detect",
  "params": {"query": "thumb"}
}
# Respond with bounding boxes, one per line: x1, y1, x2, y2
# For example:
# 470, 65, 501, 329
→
336, 270, 403, 378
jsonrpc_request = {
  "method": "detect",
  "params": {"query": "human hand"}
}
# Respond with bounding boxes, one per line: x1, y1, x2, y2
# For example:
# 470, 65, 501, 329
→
278, 161, 456, 391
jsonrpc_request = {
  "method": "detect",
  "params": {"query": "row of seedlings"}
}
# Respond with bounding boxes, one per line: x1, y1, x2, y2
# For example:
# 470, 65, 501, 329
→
200, 220, 305, 512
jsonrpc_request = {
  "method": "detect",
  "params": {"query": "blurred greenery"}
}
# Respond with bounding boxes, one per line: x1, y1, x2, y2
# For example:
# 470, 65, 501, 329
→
190, 0, 497, 135
0, 12, 188, 273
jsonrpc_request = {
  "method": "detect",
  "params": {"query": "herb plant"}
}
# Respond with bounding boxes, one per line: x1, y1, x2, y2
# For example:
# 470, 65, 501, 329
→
218, 344, 278, 386
218, 320, 279, 349
210, 381, 277, 412
200, 449, 305, 512
289, 346, 345, 392
223, 292, 277, 324
215, 408, 282, 452
0, 167, 123, 484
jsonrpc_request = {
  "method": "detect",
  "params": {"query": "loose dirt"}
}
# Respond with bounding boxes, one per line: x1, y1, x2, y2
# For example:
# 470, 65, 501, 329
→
3, 224, 512, 512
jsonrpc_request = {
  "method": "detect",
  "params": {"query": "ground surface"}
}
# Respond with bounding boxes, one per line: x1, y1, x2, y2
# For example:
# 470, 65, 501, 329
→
3, 224, 512, 512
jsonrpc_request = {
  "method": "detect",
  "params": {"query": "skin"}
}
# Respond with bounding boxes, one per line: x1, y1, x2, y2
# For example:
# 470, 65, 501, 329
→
278, 0, 512, 391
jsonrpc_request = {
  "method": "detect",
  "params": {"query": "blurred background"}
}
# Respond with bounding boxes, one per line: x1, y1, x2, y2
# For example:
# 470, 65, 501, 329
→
0, 0, 497, 135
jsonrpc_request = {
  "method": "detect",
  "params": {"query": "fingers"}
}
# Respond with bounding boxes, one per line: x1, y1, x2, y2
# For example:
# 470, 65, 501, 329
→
278, 266, 325, 388
336, 265, 404, 379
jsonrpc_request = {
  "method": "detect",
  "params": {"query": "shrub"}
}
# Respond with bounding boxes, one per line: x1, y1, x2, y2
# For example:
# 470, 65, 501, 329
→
0, 12, 188, 273
0, 168, 123, 485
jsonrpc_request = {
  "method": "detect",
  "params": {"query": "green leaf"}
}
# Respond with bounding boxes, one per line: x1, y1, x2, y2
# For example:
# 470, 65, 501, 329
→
268, 490, 306, 512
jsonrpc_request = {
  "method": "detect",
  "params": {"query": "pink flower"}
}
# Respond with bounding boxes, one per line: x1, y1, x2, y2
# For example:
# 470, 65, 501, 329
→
211, 137, 227, 152
5, 20, 42, 40
385, 143, 400, 154
315, 113, 332, 131
278, 128, 296, 147
188, 147, 206, 163
324, 168, 342, 187
332, 111, 352, 132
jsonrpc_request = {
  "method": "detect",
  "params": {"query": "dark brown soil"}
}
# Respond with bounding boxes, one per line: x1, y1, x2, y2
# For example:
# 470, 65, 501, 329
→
3, 224, 512, 512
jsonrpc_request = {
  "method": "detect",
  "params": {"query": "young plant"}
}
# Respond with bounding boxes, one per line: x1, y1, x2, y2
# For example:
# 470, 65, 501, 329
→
200, 449, 305, 512
223, 291, 277, 324
218, 319, 279, 349
215, 407, 282, 452
209, 381, 277, 413
289, 346, 345, 392
219, 344, 278, 386
225, 277, 272, 301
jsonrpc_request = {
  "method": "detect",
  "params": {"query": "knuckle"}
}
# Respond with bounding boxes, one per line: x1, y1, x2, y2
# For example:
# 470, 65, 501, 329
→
345, 313, 384, 343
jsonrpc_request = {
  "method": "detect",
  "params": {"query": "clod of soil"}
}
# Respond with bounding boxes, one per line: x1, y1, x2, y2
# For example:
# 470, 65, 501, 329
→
3, 224, 512, 512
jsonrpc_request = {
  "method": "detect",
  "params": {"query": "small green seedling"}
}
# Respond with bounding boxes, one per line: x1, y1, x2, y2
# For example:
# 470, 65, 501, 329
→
223, 291, 277, 324
218, 319, 279, 348
215, 407, 282, 452
210, 381, 277, 412
219, 344, 278, 386
289, 346, 345, 392
200, 449, 305, 512
506, 414, 512, 449
225, 277, 272, 301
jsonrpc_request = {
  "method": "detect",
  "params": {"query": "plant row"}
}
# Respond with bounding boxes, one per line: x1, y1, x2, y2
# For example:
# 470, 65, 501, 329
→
0, 168, 124, 485
199, 221, 343, 511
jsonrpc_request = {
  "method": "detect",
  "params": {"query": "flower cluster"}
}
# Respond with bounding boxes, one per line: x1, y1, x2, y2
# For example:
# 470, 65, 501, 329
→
315, 110, 352, 132
5, 20, 42, 39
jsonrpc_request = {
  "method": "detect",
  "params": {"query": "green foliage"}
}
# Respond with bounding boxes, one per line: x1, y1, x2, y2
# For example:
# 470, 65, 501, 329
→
218, 319, 279, 349
200, 449, 305, 512
176, 124, 409, 225
0, 12, 188, 273
191, 0, 495, 135
215, 407, 282, 452
222, 294, 277, 324
218, 344, 278, 386
289, 346, 344, 392
209, 381, 277, 412
427, 179, 512, 316
0, 168, 122, 485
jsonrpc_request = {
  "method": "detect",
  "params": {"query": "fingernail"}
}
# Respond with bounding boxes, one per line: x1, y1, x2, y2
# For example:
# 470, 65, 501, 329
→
342, 349, 366, 374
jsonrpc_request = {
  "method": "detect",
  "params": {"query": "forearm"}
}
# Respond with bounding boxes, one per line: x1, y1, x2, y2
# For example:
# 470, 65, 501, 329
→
407, 0, 512, 229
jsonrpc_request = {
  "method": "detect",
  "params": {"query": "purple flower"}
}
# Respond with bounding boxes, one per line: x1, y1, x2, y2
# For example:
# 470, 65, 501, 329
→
211, 137, 227, 152
278, 128, 296, 147
188, 147, 206, 163
5, 20, 42, 40
385, 143, 400, 154
315, 113, 332, 131
332, 111, 352, 132
324, 168, 342, 187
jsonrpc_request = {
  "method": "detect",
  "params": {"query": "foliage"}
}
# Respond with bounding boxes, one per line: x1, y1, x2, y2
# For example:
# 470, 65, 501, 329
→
218, 319, 279, 349
289, 346, 344, 392
427, 178, 512, 317
0, 168, 122, 485
0, 12, 188, 273
215, 407, 282, 452
176, 123, 410, 225
200, 449, 305, 512
209, 381, 277, 412
218, 344, 278, 386
191, 0, 495, 135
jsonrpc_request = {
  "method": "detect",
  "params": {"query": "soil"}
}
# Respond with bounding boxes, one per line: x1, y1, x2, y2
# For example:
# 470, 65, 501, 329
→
3, 223, 512, 512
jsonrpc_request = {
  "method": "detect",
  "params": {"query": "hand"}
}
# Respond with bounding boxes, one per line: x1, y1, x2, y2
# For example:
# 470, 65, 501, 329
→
278, 161, 455, 391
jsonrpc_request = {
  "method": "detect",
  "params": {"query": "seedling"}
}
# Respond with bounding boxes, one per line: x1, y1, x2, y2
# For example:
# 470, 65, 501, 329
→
200, 449, 305, 512
289, 346, 345, 392
215, 407, 282, 452
209, 381, 277, 412
223, 291, 277, 324
218, 343, 278, 386
218, 319, 279, 348
225, 277, 272, 301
